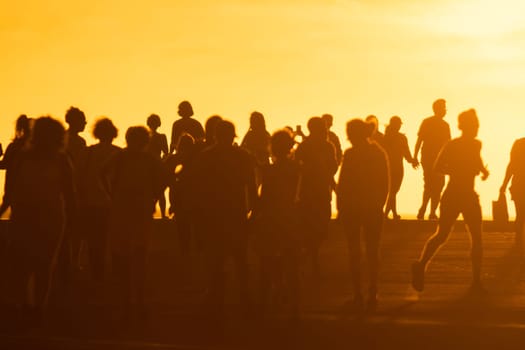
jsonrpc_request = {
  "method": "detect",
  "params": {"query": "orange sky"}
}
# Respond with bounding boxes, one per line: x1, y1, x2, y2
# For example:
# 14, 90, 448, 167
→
2, 0, 525, 217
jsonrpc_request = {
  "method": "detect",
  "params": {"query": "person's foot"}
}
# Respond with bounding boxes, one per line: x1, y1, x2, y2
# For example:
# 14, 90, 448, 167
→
411, 261, 425, 292
417, 209, 425, 220
428, 213, 438, 220
393, 214, 401, 220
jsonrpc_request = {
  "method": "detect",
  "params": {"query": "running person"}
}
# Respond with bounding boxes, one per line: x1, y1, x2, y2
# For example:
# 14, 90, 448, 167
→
412, 109, 489, 292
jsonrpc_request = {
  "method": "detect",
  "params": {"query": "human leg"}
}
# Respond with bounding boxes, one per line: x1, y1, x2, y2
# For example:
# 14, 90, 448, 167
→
463, 193, 483, 286
363, 208, 383, 309
412, 192, 459, 291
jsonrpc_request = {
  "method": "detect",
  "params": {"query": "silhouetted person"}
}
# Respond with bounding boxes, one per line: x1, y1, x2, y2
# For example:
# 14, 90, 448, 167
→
500, 138, 525, 249
202, 115, 223, 149
414, 99, 451, 220
2, 117, 74, 322
412, 109, 488, 293
63, 106, 87, 278
241, 111, 271, 168
192, 120, 257, 317
165, 133, 197, 256
295, 117, 338, 287
257, 129, 301, 318
64, 106, 87, 170
77, 118, 121, 282
0, 115, 31, 217
322, 114, 343, 164
146, 114, 169, 219
337, 119, 389, 312
105, 126, 165, 320
365, 115, 385, 147
170, 101, 205, 153
382, 116, 417, 220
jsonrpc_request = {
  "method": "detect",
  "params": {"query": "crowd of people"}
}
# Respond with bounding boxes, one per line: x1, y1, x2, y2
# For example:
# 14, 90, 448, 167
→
0, 98, 523, 325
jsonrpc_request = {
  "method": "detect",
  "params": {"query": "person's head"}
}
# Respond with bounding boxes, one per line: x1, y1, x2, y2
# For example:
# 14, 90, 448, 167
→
321, 114, 333, 129
93, 118, 118, 143
271, 129, 295, 160
215, 120, 236, 145
307, 116, 327, 140
125, 126, 150, 152
14, 114, 31, 140
205, 115, 222, 144
176, 133, 195, 154
31, 116, 65, 153
346, 119, 374, 147
365, 115, 379, 134
458, 109, 479, 138
178, 101, 194, 118
387, 116, 402, 133
249, 111, 266, 131
432, 99, 447, 118
147, 114, 161, 131
65, 106, 87, 133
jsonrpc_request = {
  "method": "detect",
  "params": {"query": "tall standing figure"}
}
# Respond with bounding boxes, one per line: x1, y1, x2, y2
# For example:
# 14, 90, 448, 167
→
192, 120, 257, 317
295, 117, 338, 284
3, 117, 74, 319
412, 109, 489, 293
337, 119, 389, 311
500, 138, 525, 249
257, 129, 301, 317
105, 126, 165, 320
413, 99, 451, 220
77, 118, 121, 282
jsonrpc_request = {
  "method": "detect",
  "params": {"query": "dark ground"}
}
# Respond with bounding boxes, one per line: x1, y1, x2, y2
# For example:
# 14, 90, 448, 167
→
1, 219, 525, 349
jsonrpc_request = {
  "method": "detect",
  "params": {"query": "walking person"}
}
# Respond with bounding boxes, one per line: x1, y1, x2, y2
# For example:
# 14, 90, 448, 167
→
411, 109, 489, 293
337, 119, 389, 311
500, 137, 525, 249
413, 99, 451, 220
382, 116, 417, 220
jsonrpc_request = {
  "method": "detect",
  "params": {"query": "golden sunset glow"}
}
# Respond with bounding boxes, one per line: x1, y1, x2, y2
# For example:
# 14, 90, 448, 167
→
2, 0, 525, 217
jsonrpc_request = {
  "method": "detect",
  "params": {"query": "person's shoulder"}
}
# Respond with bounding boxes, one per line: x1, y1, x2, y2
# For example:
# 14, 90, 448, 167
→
421, 116, 434, 124
513, 138, 525, 148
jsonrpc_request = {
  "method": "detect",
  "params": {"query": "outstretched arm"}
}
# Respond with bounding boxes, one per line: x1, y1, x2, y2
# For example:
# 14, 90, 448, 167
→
413, 136, 422, 168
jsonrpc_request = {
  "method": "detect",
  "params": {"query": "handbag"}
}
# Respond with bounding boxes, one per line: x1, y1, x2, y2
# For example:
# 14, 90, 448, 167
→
492, 192, 509, 228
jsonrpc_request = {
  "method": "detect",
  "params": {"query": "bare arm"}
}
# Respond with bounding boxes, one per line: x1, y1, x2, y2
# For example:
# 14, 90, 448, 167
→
413, 136, 422, 166
161, 134, 169, 158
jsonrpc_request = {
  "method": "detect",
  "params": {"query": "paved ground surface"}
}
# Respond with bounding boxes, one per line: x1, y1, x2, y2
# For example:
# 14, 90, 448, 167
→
2, 219, 525, 349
